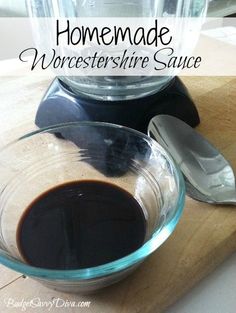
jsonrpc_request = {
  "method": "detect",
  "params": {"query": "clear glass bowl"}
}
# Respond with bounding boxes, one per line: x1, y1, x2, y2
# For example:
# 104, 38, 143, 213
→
0, 122, 185, 293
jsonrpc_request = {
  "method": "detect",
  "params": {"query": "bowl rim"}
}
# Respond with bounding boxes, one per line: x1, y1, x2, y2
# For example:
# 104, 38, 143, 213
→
0, 121, 185, 280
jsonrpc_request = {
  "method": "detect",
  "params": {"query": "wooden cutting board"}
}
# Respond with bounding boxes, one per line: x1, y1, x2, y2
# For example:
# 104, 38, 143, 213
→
0, 73, 236, 313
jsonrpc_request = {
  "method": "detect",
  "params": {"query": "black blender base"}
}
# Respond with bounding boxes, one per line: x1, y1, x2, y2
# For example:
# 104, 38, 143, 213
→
35, 77, 200, 133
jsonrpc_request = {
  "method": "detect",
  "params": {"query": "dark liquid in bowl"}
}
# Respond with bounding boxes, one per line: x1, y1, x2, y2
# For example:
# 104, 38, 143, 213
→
17, 180, 146, 270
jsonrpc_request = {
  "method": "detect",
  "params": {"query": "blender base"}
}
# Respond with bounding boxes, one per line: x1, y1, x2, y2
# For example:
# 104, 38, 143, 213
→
35, 77, 200, 133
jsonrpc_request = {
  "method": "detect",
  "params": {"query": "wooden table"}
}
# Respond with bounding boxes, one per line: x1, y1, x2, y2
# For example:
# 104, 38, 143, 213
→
0, 75, 236, 313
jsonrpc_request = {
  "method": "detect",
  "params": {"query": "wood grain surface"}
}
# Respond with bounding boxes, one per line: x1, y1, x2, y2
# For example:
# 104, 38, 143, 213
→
0, 74, 235, 313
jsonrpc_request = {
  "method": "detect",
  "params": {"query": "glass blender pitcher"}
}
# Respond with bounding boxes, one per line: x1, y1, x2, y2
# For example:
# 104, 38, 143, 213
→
27, 0, 208, 132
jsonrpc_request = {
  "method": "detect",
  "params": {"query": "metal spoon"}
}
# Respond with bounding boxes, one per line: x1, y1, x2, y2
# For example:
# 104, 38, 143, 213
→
148, 115, 236, 205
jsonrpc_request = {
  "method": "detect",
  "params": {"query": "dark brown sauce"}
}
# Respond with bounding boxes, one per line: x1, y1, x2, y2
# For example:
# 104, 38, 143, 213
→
17, 180, 146, 270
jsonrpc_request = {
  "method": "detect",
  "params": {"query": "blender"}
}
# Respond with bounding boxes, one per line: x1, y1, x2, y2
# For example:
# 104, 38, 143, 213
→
27, 0, 208, 133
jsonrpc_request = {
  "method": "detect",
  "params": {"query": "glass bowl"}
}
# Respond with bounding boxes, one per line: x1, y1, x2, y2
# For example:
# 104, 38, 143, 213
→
0, 122, 185, 293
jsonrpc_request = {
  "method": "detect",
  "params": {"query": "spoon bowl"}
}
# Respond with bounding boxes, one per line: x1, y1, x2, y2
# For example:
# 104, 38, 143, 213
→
148, 115, 236, 205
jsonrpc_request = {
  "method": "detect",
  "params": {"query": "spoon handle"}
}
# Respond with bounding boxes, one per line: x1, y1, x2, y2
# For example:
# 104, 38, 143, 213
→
185, 180, 236, 206
216, 191, 236, 206
218, 199, 236, 206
